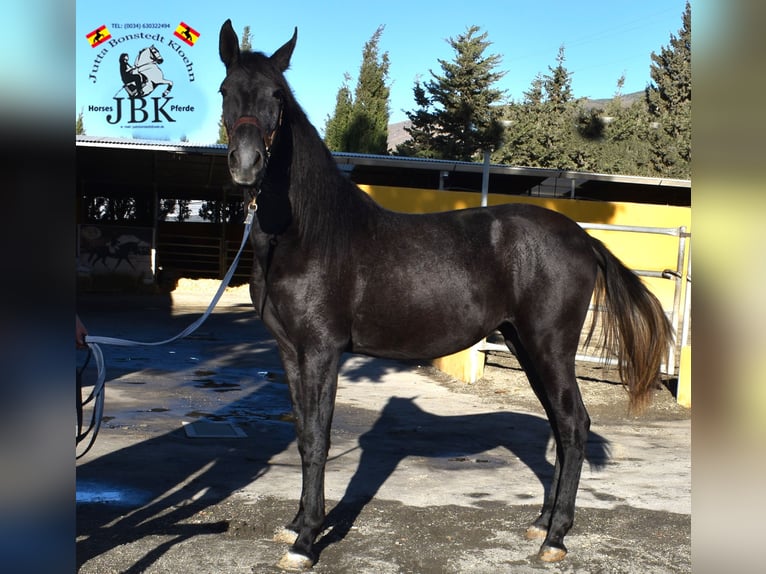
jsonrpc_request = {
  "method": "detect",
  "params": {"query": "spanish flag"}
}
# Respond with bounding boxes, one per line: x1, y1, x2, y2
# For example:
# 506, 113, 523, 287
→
174, 22, 200, 47
86, 25, 112, 48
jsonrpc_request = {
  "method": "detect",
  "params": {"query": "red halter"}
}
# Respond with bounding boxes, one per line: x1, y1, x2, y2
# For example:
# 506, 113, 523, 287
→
228, 108, 283, 151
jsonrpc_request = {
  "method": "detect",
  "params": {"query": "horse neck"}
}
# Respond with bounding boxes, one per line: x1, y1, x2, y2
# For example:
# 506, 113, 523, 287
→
282, 104, 378, 258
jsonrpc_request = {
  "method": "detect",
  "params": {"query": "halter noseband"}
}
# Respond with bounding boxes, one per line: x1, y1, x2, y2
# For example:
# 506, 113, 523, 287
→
228, 109, 284, 206
228, 107, 283, 154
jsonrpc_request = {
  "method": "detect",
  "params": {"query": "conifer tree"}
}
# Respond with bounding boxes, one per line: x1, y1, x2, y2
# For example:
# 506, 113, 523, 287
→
398, 26, 506, 161
324, 74, 354, 151
544, 46, 574, 110
325, 26, 390, 154
500, 46, 593, 170
645, 1, 691, 178
576, 76, 653, 176
76, 110, 85, 135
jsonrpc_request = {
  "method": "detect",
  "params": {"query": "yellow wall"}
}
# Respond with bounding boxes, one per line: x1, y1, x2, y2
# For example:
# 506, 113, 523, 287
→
358, 183, 690, 229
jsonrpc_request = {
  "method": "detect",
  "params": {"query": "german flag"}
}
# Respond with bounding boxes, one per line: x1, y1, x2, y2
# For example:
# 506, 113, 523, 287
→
174, 22, 200, 47
86, 25, 112, 48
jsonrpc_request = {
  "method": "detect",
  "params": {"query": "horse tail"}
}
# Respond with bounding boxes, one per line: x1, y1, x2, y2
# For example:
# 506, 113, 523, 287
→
587, 237, 674, 414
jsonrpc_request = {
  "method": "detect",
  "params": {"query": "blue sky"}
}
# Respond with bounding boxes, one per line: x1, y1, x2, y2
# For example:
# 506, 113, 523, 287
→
74, 0, 689, 144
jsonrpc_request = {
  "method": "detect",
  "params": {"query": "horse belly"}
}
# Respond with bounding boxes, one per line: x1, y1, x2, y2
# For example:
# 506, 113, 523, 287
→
349, 288, 496, 360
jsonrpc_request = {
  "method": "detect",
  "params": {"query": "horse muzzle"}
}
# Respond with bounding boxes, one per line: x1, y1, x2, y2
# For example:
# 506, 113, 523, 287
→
227, 142, 265, 186
226, 116, 277, 186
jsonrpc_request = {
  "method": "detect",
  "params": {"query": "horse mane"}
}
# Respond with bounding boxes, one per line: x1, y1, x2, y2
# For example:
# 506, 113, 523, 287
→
278, 72, 380, 263
235, 48, 381, 263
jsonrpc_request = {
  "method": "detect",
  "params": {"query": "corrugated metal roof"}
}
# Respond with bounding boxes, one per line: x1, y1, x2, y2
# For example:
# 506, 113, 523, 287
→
76, 135, 227, 155
75, 135, 690, 190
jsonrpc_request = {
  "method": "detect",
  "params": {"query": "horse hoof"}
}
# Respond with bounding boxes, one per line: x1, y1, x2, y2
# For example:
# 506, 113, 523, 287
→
538, 544, 567, 563
276, 550, 314, 571
273, 527, 299, 544
524, 525, 547, 540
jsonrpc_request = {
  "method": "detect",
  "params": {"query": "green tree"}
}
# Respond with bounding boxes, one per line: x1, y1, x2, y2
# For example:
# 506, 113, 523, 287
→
645, 1, 691, 178
324, 74, 354, 151
325, 26, 390, 154
544, 45, 574, 110
217, 115, 228, 145
499, 76, 547, 166
576, 77, 653, 176
240, 25, 252, 51
500, 46, 592, 170
398, 25, 506, 161
76, 110, 85, 135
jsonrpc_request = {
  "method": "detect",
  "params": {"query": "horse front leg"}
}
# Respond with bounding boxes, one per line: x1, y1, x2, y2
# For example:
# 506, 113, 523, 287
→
276, 346, 340, 571
161, 80, 173, 98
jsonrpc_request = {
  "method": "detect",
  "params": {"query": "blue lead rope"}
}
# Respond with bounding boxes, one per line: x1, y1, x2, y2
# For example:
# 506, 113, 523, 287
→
76, 204, 256, 458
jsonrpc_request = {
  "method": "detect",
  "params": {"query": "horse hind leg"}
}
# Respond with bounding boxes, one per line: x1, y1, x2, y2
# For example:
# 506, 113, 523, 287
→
499, 320, 590, 562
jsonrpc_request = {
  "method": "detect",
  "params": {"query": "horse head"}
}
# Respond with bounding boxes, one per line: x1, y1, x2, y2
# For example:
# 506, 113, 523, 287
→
148, 45, 163, 64
219, 19, 296, 189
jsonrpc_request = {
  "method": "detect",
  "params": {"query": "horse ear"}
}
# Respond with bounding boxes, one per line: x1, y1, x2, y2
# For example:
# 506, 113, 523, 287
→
219, 19, 240, 68
271, 27, 297, 72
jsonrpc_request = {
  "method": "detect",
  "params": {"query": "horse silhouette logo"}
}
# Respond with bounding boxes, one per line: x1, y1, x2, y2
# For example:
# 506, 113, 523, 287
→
118, 45, 174, 98
87, 234, 149, 271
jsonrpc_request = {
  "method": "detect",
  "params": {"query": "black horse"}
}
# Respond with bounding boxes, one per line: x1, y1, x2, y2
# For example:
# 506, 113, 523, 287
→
218, 20, 672, 570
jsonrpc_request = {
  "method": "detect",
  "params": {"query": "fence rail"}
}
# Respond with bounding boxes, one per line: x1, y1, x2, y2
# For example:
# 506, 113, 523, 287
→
156, 228, 253, 283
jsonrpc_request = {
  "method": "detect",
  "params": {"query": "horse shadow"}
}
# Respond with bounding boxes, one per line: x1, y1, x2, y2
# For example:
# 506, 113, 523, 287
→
77, 377, 609, 571
76, 391, 296, 573
315, 396, 610, 558
76, 303, 295, 573
76, 298, 610, 570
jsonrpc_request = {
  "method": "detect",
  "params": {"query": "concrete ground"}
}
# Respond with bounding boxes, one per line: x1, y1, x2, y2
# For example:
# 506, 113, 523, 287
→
76, 282, 691, 573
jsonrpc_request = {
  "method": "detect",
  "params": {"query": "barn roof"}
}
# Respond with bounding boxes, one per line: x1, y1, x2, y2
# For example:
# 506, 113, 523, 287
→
76, 136, 690, 205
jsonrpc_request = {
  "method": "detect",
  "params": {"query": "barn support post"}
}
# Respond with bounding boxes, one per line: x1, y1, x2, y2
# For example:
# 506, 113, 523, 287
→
480, 150, 490, 207
219, 185, 228, 279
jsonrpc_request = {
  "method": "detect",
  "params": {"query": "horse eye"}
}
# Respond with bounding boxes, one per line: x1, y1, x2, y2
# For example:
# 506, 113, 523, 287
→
273, 89, 284, 101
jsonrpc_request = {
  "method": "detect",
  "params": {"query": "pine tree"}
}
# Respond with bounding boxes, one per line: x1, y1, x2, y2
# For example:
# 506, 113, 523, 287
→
324, 74, 354, 151
76, 110, 85, 135
500, 76, 547, 167
544, 46, 574, 110
240, 26, 252, 52
395, 80, 441, 158
399, 26, 506, 161
500, 46, 593, 170
645, 1, 691, 178
579, 76, 653, 176
324, 26, 390, 154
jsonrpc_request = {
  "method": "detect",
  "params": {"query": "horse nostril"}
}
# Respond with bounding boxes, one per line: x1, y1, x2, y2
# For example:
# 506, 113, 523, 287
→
228, 149, 239, 170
